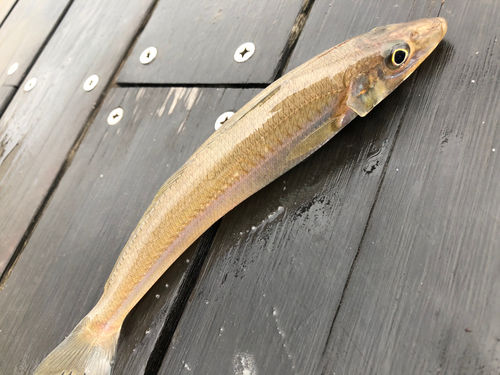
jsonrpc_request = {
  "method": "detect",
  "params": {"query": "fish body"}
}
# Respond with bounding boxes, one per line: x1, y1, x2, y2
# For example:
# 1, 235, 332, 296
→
35, 18, 447, 375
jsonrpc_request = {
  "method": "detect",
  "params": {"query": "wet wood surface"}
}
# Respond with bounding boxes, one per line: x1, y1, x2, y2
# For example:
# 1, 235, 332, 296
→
0, 0, 156, 276
117, 0, 310, 85
0, 0, 499, 374
321, 1, 500, 374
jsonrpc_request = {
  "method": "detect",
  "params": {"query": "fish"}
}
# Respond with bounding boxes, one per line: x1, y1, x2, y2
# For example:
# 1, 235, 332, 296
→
34, 17, 447, 375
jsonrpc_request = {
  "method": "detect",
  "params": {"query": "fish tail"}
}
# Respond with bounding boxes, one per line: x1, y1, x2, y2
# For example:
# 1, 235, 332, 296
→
34, 316, 120, 375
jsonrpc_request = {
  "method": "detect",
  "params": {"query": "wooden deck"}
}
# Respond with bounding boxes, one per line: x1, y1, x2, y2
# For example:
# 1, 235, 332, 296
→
0, 0, 499, 374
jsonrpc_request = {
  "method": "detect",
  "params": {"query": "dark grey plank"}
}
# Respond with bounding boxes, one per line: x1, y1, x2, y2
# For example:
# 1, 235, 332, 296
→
0, 87, 259, 374
157, 3, 444, 374
0, 0, 157, 277
321, 1, 500, 374
0, 86, 14, 115
117, 0, 307, 85
0, 0, 72, 88
0, 0, 16, 26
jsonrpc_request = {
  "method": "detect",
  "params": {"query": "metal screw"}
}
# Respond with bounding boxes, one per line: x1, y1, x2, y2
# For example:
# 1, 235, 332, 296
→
234, 42, 255, 63
7, 62, 19, 75
107, 108, 124, 125
215, 111, 235, 130
140, 47, 157, 64
24, 78, 37, 92
83, 74, 99, 92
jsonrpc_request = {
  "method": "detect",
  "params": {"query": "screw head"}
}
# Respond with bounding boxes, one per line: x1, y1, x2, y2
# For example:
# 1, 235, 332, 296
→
7, 62, 19, 75
140, 47, 157, 65
215, 111, 235, 130
24, 78, 37, 92
107, 108, 124, 125
83, 74, 99, 91
234, 42, 255, 63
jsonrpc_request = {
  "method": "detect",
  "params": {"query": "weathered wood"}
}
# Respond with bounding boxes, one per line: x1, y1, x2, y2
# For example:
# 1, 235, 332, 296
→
0, 87, 258, 374
157, 2, 444, 373
0, 0, 157, 276
117, 0, 308, 85
0, 0, 16, 26
0, 0, 72, 88
320, 1, 500, 374
0, 85, 14, 115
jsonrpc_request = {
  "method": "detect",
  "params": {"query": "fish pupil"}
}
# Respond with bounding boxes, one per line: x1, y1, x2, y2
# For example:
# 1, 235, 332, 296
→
394, 50, 407, 65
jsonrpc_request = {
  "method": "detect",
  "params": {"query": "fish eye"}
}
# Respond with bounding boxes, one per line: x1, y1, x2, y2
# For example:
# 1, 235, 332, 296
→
392, 49, 407, 65
386, 44, 410, 69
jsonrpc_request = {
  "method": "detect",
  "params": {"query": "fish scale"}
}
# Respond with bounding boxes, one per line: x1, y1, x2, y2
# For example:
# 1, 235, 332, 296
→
34, 17, 447, 375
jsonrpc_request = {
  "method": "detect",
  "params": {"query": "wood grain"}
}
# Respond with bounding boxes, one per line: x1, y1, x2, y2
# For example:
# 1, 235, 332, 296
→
321, 1, 500, 374
0, 87, 258, 374
117, 0, 308, 85
0, 0, 72, 88
0, 0, 156, 277
156, 2, 445, 374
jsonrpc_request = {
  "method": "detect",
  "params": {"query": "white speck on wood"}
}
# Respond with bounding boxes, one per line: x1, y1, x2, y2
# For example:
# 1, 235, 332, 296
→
234, 352, 257, 375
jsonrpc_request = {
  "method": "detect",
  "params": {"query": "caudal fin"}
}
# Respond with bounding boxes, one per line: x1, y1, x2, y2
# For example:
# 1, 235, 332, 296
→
34, 317, 120, 375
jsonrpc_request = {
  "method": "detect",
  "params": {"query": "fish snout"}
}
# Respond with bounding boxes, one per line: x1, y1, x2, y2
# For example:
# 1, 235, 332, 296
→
436, 17, 448, 38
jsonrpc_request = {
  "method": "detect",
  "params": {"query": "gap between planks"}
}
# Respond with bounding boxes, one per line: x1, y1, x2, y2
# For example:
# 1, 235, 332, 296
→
272, 0, 317, 79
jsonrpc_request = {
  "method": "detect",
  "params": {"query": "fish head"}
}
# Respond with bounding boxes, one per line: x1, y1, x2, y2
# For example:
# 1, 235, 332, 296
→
346, 17, 447, 117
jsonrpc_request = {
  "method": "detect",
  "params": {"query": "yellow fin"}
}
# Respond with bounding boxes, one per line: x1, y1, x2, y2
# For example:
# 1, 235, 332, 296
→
34, 317, 120, 375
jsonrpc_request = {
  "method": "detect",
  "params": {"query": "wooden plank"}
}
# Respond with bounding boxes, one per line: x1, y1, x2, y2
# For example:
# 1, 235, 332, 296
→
0, 0, 72, 88
0, 87, 259, 374
0, 0, 157, 277
117, 0, 308, 85
320, 1, 500, 374
157, 2, 444, 373
0, 85, 14, 115
0, 0, 16, 26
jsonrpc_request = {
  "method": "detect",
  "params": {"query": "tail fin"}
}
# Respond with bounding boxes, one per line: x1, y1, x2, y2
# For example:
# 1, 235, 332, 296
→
34, 317, 120, 375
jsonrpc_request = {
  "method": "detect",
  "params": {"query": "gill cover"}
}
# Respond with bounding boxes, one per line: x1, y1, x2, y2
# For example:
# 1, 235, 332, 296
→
347, 68, 392, 117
